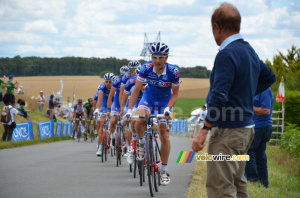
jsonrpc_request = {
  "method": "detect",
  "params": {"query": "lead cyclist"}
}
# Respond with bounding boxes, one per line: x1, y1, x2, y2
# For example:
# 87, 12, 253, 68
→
125, 42, 180, 186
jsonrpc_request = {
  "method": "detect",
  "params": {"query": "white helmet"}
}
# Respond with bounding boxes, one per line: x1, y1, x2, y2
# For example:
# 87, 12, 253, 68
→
103, 73, 115, 81
149, 42, 169, 54
135, 65, 141, 75
128, 60, 141, 69
120, 65, 130, 75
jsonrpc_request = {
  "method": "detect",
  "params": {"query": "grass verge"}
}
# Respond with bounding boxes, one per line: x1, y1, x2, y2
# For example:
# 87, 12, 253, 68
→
187, 145, 300, 198
0, 136, 72, 150
174, 98, 206, 118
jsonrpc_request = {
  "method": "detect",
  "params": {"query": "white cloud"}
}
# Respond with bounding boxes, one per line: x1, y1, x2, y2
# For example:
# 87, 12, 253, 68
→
0, 0, 299, 70
23, 20, 58, 34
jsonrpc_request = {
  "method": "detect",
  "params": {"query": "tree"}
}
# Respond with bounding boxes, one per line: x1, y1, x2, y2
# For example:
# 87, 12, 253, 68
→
266, 45, 300, 91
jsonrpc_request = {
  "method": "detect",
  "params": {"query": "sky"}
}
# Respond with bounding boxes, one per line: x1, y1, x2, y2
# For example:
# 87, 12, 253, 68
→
0, 0, 299, 70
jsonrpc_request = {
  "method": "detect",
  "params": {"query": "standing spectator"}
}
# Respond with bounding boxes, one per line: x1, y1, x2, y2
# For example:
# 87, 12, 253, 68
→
18, 100, 31, 120
49, 94, 56, 120
37, 91, 46, 113
245, 88, 273, 188
2, 101, 18, 141
197, 105, 207, 124
0, 75, 7, 102
3, 75, 19, 105
192, 3, 276, 198
17, 85, 24, 95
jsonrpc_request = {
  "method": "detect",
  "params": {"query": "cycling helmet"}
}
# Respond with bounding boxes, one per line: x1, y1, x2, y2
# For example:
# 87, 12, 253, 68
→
135, 65, 141, 75
78, 98, 83, 103
120, 65, 130, 74
149, 42, 169, 54
128, 60, 141, 69
103, 73, 115, 81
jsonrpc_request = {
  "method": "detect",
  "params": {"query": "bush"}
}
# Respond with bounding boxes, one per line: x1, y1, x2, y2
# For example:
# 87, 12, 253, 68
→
273, 91, 300, 126
280, 123, 300, 158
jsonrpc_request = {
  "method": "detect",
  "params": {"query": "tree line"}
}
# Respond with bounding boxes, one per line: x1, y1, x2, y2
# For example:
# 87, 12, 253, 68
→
0, 56, 211, 78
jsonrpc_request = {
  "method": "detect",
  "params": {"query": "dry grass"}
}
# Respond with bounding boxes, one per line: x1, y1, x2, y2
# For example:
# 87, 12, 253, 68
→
14, 76, 210, 102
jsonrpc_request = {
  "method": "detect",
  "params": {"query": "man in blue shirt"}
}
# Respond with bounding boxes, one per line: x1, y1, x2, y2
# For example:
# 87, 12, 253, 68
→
94, 73, 115, 156
126, 42, 180, 186
245, 88, 273, 188
192, 3, 276, 197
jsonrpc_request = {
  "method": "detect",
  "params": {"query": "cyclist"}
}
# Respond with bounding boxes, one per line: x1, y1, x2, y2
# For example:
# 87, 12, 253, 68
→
119, 60, 141, 115
126, 81, 147, 164
126, 42, 180, 186
107, 65, 130, 134
84, 98, 94, 138
120, 66, 141, 156
72, 98, 86, 139
94, 73, 115, 156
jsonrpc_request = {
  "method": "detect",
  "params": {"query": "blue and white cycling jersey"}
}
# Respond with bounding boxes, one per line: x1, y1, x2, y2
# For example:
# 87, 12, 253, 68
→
124, 76, 137, 95
93, 92, 98, 102
137, 61, 180, 99
98, 82, 111, 113
121, 72, 134, 86
112, 75, 122, 98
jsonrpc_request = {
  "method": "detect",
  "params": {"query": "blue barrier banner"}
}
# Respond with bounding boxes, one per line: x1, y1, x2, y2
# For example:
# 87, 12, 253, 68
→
12, 122, 34, 141
62, 122, 67, 137
56, 122, 62, 137
38, 120, 55, 139
179, 120, 185, 133
67, 122, 72, 136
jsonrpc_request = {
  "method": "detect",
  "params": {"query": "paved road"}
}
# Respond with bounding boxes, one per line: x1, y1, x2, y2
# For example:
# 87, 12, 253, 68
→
0, 135, 196, 198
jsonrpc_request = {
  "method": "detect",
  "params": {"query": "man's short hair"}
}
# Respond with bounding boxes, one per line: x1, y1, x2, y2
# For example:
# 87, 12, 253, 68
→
211, 3, 241, 32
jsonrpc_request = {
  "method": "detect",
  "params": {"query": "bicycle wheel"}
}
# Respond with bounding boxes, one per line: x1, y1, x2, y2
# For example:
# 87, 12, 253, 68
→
77, 124, 81, 142
147, 133, 155, 197
138, 161, 143, 186
101, 130, 106, 163
133, 152, 137, 178
90, 124, 94, 143
154, 139, 161, 192
116, 129, 122, 167
105, 131, 108, 161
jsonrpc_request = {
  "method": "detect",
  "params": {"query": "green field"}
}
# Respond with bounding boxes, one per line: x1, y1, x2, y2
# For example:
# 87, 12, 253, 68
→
174, 98, 206, 118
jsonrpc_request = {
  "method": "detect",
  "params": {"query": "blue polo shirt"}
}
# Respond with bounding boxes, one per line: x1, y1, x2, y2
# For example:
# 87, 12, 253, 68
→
253, 88, 273, 128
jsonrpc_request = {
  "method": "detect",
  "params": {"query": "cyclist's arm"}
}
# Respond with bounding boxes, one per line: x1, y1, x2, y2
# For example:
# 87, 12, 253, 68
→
121, 93, 129, 111
107, 87, 116, 109
84, 108, 87, 119
167, 85, 180, 109
119, 85, 125, 105
128, 80, 143, 110
95, 92, 103, 110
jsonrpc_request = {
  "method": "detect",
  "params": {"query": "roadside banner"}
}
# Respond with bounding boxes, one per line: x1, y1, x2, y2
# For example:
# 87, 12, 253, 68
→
67, 122, 72, 136
12, 122, 34, 141
62, 122, 67, 137
56, 121, 62, 137
38, 120, 55, 139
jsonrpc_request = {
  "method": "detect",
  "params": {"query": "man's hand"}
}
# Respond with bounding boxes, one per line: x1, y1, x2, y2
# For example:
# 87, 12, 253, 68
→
192, 129, 208, 152
124, 109, 132, 119
163, 107, 172, 118
93, 108, 100, 115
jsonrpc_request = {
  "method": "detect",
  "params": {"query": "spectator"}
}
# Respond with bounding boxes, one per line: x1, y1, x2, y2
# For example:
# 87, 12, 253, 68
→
3, 75, 19, 105
245, 88, 273, 188
37, 91, 46, 113
197, 105, 207, 124
49, 94, 56, 120
0, 75, 7, 102
192, 3, 276, 197
17, 85, 24, 95
18, 100, 31, 120
2, 101, 18, 141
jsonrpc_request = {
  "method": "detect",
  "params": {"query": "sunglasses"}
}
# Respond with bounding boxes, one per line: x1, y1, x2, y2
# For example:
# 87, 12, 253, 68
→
151, 55, 167, 60
142, 84, 147, 87
105, 81, 112, 84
